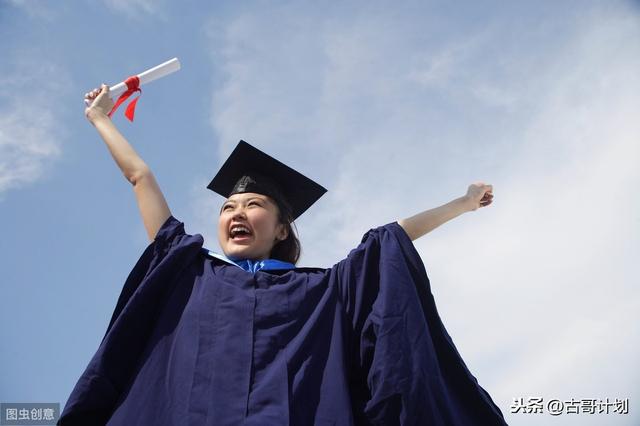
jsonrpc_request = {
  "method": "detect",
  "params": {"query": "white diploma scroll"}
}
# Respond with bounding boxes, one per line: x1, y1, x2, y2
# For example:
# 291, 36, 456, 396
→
85, 57, 181, 105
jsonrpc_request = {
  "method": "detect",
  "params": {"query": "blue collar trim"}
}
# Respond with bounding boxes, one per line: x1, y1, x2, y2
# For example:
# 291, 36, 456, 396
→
203, 249, 295, 273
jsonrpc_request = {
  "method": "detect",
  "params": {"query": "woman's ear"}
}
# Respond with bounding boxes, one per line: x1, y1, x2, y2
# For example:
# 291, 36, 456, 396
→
278, 223, 289, 241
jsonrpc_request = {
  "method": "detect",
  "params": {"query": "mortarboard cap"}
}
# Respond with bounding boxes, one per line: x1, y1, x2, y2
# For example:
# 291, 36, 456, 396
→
207, 140, 327, 221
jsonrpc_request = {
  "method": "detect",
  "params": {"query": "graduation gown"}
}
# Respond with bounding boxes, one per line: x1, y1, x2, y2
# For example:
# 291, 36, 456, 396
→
59, 216, 507, 425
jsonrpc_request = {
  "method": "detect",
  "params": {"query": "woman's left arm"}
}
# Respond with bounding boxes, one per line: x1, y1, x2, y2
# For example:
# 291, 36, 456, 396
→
397, 182, 493, 241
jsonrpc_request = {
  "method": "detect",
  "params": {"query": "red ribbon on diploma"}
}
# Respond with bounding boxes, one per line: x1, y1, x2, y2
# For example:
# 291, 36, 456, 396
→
107, 76, 142, 122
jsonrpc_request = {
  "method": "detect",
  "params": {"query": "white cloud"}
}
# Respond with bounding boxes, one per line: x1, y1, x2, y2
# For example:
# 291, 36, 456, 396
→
201, 3, 640, 424
5, 0, 58, 20
407, 36, 485, 91
0, 55, 69, 195
408, 5, 640, 424
103, 0, 167, 20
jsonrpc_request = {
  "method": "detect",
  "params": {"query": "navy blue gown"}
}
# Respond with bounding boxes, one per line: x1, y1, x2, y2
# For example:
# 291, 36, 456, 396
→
59, 216, 507, 425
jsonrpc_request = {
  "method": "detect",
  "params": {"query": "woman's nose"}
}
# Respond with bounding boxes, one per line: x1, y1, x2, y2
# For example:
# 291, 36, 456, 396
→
231, 208, 247, 219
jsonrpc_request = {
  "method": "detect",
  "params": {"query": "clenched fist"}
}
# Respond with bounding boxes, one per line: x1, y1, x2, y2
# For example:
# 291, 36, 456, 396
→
465, 182, 493, 211
84, 83, 114, 124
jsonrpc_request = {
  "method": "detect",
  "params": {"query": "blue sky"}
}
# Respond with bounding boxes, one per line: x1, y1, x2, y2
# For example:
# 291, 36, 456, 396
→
1, 1, 639, 425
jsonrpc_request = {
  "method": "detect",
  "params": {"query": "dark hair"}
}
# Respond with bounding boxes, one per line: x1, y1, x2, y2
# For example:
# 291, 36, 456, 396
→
269, 198, 301, 265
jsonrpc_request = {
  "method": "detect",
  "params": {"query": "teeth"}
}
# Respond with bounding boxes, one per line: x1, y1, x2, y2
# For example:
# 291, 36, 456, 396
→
230, 225, 251, 238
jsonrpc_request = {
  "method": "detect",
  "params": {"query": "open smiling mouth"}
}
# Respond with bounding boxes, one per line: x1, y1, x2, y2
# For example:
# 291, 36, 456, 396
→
230, 226, 253, 242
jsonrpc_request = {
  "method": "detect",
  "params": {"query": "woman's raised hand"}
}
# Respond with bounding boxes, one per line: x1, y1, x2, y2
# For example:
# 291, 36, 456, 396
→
84, 83, 114, 124
81, 82, 172, 241
465, 182, 493, 211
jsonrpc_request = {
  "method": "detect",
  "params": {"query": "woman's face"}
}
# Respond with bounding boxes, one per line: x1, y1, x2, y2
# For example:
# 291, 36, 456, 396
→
218, 192, 288, 261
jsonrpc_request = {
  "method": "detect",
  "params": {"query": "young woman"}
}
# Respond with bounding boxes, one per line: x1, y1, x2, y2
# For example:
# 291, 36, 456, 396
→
58, 85, 503, 425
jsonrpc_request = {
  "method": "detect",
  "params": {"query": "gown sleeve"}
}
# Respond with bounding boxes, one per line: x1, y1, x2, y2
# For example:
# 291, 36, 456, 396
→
58, 216, 204, 426
336, 221, 507, 426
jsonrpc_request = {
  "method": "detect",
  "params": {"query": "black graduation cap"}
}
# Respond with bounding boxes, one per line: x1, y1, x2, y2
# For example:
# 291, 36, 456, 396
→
207, 140, 327, 221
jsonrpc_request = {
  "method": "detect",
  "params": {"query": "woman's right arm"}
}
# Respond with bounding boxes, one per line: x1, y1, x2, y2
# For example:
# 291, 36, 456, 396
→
84, 84, 171, 242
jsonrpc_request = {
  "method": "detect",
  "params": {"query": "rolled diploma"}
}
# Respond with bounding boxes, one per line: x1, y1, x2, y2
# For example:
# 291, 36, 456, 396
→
85, 57, 181, 105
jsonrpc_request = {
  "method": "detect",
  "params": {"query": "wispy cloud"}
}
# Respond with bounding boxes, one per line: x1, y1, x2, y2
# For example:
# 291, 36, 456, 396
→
0, 54, 69, 196
103, 0, 167, 20
5, 0, 58, 20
